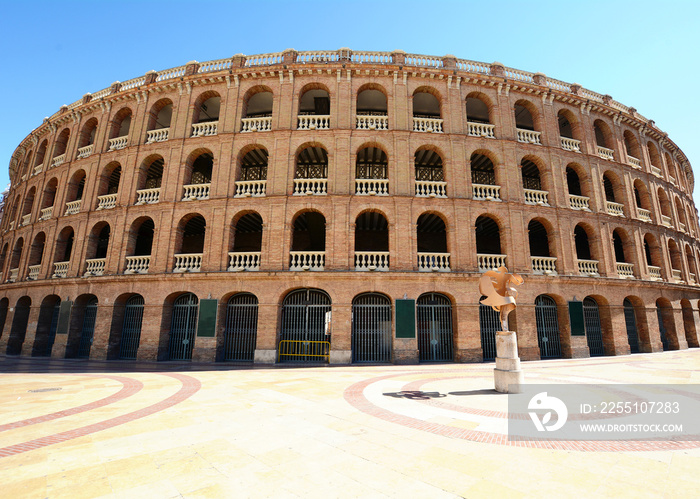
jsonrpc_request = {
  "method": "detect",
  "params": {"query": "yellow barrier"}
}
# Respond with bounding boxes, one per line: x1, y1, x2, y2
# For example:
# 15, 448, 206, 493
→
277, 340, 331, 362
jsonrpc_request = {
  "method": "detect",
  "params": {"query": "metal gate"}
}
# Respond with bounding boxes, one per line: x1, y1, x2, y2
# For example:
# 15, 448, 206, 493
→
169, 293, 198, 360
583, 297, 605, 356
77, 298, 98, 359
535, 295, 561, 359
479, 301, 500, 361
120, 295, 144, 360
417, 293, 453, 362
656, 306, 669, 351
352, 293, 391, 363
279, 289, 331, 363
224, 293, 258, 361
623, 299, 640, 353
44, 304, 60, 357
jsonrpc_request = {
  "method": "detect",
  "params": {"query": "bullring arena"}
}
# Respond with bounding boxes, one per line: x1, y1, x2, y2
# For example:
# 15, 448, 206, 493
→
0, 48, 698, 365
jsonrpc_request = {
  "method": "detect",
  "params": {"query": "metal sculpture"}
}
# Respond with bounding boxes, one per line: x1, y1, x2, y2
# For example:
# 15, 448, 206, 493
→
479, 266, 524, 332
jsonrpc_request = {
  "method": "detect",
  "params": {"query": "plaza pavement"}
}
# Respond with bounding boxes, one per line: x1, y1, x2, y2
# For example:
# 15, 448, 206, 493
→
0, 350, 698, 498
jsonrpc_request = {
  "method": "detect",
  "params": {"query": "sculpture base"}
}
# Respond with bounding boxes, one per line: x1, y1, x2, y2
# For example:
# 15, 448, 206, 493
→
494, 331, 524, 393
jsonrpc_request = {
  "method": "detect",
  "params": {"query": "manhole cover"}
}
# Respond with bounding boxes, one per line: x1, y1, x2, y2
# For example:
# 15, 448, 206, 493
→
28, 387, 62, 393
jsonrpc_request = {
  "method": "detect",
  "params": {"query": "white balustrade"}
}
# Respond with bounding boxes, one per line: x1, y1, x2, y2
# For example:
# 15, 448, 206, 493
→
20, 214, 31, 226
8, 221, 14, 230
531, 256, 557, 275
77, 144, 94, 159
27, 265, 40, 281
606, 201, 625, 217
108, 136, 128, 151
146, 128, 169, 144
661, 215, 673, 227
516, 129, 541, 144
8, 268, 19, 283
627, 156, 641, 169
636, 207, 652, 223
135, 187, 160, 205
33, 163, 44, 175
241, 116, 272, 132
228, 252, 261, 271
173, 253, 203, 273
199, 58, 233, 72
124, 255, 150, 274
415, 180, 447, 198
472, 184, 501, 201
234, 180, 267, 197
412, 117, 443, 133
297, 115, 330, 130
680, 222, 686, 233
289, 251, 325, 271
356, 115, 389, 130
182, 183, 210, 201
524, 189, 549, 206
52, 261, 70, 278
191, 121, 218, 137
355, 251, 390, 271
293, 178, 327, 196
670, 176, 678, 187
617, 262, 635, 279
418, 253, 451, 272
65, 200, 82, 215
597, 146, 614, 161
477, 254, 506, 272
690, 273, 697, 285
96, 193, 117, 210
467, 122, 495, 138
84, 258, 106, 276
51, 154, 65, 168
569, 194, 591, 211
577, 259, 600, 276
39, 206, 53, 221
651, 165, 663, 177
560, 137, 581, 152
355, 179, 389, 196
648, 265, 662, 281
672, 269, 682, 282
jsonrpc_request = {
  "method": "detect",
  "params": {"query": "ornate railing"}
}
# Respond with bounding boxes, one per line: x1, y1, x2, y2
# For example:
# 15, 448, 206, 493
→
191, 121, 218, 137
531, 256, 557, 275
356, 115, 388, 130
228, 252, 261, 271
135, 187, 160, 205
241, 116, 272, 132
96, 193, 117, 210
477, 254, 506, 272
234, 180, 267, 197
627, 156, 642, 169
661, 215, 673, 227
569, 194, 591, 211
679, 222, 686, 233
297, 115, 330, 130
413, 117, 443, 133
65, 200, 82, 215
199, 58, 232, 72
293, 178, 327, 196
606, 201, 625, 217
651, 165, 663, 177
577, 259, 600, 276
648, 265, 662, 281
33, 163, 44, 175
516, 129, 541, 144
173, 253, 202, 273
146, 128, 169, 144
637, 207, 652, 223
52, 261, 70, 278
672, 268, 683, 282
8, 268, 18, 283
597, 146, 614, 161
355, 251, 390, 271
617, 262, 635, 279
560, 137, 581, 152
355, 178, 389, 196
244, 53, 283, 66
405, 54, 442, 67
290, 251, 325, 271
156, 66, 185, 81
124, 255, 150, 274
39, 206, 53, 221
524, 189, 549, 206
27, 265, 40, 281
84, 258, 106, 276
415, 180, 447, 198
472, 184, 501, 201
20, 214, 30, 226
418, 252, 451, 272
182, 183, 210, 201
350, 51, 392, 64
51, 154, 65, 168
467, 122, 495, 138
77, 144, 94, 159
108, 136, 128, 151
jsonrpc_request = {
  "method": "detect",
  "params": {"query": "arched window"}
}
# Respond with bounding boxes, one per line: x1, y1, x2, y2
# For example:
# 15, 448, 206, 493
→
52, 128, 70, 166
352, 293, 392, 363
97, 163, 121, 210
298, 87, 330, 130
623, 130, 642, 167
235, 147, 268, 197
528, 219, 556, 274
668, 239, 683, 282
647, 142, 662, 172
575, 225, 599, 276
290, 212, 326, 271
355, 146, 388, 195
241, 88, 273, 132
136, 156, 164, 205
85, 223, 110, 276
109, 107, 132, 150
476, 215, 503, 272
294, 145, 328, 195
182, 151, 213, 201
192, 93, 220, 137
125, 218, 154, 274
34, 140, 48, 172
174, 215, 206, 272
146, 99, 173, 143
354, 211, 389, 271
633, 180, 652, 223
40, 178, 58, 220
279, 288, 331, 363
356, 87, 388, 130
643, 234, 662, 280
557, 109, 581, 152
471, 152, 499, 200
514, 100, 541, 144
657, 188, 672, 225
27, 232, 45, 280
593, 119, 614, 159
229, 213, 263, 271
8, 238, 23, 281
566, 166, 591, 211
417, 213, 449, 271
77, 118, 98, 158
414, 148, 446, 198
412, 88, 442, 133
20, 187, 35, 226
466, 93, 494, 138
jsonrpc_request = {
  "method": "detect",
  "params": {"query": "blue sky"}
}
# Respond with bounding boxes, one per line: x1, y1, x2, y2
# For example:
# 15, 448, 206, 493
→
1, 0, 698, 198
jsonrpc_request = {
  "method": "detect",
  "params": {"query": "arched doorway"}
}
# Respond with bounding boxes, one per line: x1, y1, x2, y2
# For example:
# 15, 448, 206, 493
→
120, 295, 145, 360
417, 293, 453, 362
223, 293, 259, 362
623, 299, 640, 354
352, 293, 392, 363
535, 295, 561, 359
279, 289, 331, 363
583, 297, 605, 356
479, 299, 500, 361
169, 293, 199, 360
77, 298, 98, 358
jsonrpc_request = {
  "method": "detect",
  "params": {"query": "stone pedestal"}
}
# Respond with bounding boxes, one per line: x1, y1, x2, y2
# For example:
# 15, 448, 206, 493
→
494, 331, 524, 393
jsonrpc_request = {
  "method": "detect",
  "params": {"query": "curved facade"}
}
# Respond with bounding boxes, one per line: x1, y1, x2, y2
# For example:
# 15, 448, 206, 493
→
1, 48, 699, 364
